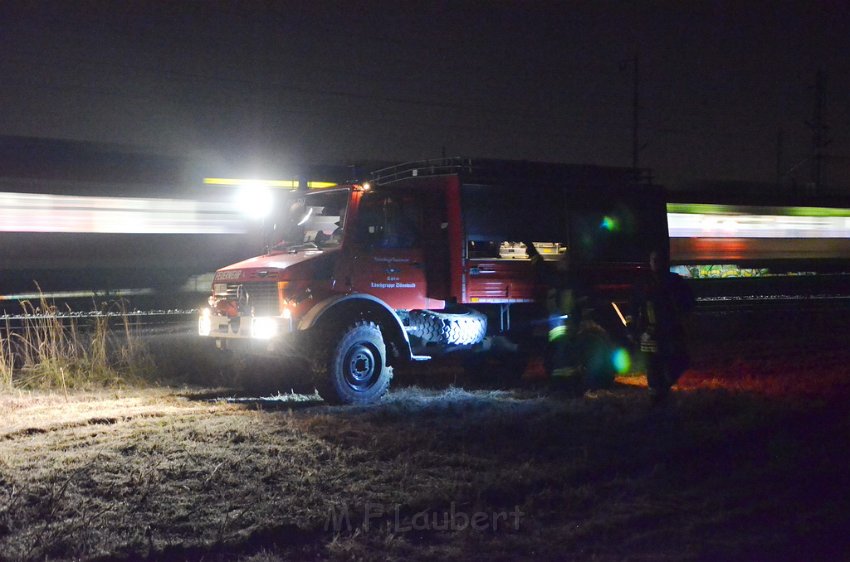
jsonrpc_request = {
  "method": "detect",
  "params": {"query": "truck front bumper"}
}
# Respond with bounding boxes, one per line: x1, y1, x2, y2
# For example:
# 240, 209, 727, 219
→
198, 309, 294, 341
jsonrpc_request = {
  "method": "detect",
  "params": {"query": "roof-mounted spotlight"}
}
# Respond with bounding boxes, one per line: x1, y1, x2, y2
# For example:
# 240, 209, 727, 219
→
234, 180, 275, 220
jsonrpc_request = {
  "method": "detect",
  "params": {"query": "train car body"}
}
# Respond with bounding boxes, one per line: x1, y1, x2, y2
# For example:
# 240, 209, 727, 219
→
668, 202, 850, 272
0, 137, 254, 304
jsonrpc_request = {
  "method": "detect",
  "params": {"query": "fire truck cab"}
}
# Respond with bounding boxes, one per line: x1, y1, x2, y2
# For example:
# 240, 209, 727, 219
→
199, 159, 669, 404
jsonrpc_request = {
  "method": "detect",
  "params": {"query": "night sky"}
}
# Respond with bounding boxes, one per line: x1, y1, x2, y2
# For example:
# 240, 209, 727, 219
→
2, 2, 850, 189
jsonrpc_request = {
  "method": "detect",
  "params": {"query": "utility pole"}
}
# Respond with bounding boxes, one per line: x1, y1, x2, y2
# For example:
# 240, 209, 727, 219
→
808, 69, 830, 195
631, 52, 640, 174
776, 128, 784, 189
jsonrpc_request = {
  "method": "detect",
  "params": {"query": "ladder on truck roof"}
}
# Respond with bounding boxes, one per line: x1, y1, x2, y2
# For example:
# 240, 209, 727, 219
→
370, 157, 653, 188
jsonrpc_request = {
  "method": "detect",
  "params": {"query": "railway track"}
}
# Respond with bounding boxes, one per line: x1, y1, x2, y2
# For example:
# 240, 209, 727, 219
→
3, 292, 849, 339
696, 293, 850, 314
0, 308, 198, 335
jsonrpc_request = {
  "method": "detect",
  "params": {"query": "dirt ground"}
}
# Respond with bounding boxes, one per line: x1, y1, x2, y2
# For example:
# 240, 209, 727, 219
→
2, 318, 850, 561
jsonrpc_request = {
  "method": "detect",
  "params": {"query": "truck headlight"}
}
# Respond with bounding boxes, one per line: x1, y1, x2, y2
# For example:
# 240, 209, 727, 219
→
251, 317, 278, 340
198, 308, 212, 336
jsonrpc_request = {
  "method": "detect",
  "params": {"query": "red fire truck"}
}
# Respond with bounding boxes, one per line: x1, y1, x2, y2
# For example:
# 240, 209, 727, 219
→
199, 159, 669, 404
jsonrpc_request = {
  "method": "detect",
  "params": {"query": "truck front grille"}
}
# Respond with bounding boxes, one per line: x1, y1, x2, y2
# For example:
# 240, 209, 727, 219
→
222, 282, 279, 316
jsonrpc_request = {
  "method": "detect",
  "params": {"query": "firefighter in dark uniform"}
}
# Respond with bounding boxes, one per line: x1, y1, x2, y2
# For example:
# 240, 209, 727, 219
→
629, 248, 695, 404
525, 241, 584, 389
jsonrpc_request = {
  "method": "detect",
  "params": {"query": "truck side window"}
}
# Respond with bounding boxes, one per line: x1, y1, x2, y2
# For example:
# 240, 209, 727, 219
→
467, 240, 567, 260
355, 191, 422, 249
468, 240, 501, 258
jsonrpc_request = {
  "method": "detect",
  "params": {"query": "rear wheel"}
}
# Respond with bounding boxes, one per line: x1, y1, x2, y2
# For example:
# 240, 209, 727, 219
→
409, 307, 487, 346
312, 321, 393, 405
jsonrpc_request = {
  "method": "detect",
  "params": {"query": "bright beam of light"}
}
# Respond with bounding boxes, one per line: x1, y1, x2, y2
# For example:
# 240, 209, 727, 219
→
204, 177, 298, 188
0, 288, 154, 302
0, 192, 245, 234
611, 302, 628, 326
296, 207, 313, 226
203, 178, 337, 189
234, 184, 274, 220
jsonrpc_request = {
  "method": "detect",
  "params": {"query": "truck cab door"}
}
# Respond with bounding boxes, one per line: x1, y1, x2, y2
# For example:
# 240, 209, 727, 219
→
342, 188, 437, 311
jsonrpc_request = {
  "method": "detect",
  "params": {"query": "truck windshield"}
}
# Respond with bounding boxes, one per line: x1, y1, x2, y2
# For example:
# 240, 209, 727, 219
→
272, 190, 350, 251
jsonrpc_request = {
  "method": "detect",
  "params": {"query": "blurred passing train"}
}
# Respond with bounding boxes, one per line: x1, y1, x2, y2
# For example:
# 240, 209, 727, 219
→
668, 202, 850, 275
0, 187, 249, 295
2, 136, 849, 310
0, 137, 321, 308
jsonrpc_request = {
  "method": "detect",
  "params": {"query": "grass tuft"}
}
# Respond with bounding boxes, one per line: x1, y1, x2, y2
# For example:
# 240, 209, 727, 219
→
1, 293, 153, 392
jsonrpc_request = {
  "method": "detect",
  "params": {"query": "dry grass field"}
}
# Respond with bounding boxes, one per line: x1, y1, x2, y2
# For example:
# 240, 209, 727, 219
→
2, 308, 850, 561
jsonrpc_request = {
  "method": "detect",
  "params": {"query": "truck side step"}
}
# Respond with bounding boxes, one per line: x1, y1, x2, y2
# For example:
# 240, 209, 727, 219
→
411, 354, 431, 361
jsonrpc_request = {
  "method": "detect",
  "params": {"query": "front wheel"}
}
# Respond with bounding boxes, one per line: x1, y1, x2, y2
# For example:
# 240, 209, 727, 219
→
311, 321, 393, 405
